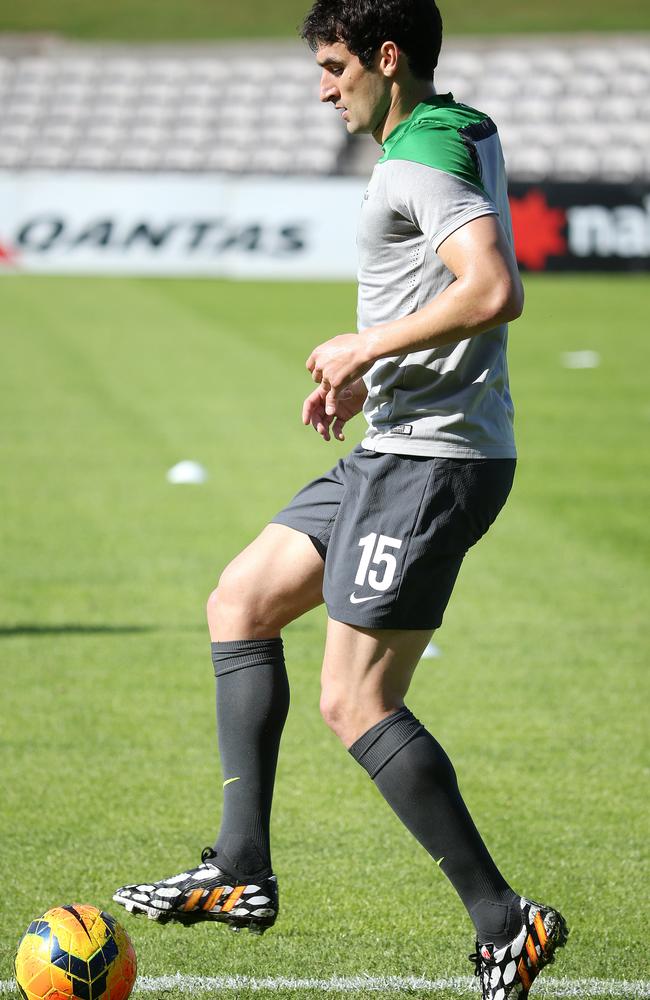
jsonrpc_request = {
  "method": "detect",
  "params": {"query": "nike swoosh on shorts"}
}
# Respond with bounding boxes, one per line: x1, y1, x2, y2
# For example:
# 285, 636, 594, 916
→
349, 593, 383, 604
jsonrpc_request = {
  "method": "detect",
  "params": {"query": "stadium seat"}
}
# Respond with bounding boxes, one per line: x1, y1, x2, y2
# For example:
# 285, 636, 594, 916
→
188, 60, 229, 82
471, 95, 513, 124
127, 125, 165, 148
0, 120, 32, 142
57, 57, 97, 78
161, 146, 206, 169
15, 56, 51, 79
85, 123, 124, 145
72, 145, 116, 168
0, 145, 25, 168
571, 73, 609, 97
248, 147, 298, 173
627, 45, 650, 70
204, 146, 252, 171
146, 59, 188, 83
531, 49, 573, 74
523, 96, 560, 122
118, 146, 163, 169
41, 122, 78, 143
0, 37, 646, 181
26, 144, 71, 168
504, 146, 554, 181
560, 96, 596, 122
553, 146, 598, 180
179, 81, 216, 102
53, 82, 92, 105
601, 95, 640, 121
474, 73, 520, 99
6, 99, 41, 124
599, 145, 646, 181
574, 46, 619, 71
526, 74, 564, 98
442, 51, 483, 77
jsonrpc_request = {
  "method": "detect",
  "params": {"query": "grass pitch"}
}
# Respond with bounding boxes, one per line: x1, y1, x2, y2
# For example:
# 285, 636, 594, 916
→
0, 274, 648, 998
1, 0, 649, 39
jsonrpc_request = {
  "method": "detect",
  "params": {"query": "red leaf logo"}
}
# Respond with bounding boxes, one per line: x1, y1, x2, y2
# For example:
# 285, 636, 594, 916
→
0, 241, 18, 267
509, 189, 567, 270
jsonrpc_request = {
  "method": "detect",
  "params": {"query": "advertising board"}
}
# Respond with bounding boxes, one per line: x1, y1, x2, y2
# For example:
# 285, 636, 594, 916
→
0, 172, 363, 278
1, 173, 648, 276
509, 182, 650, 272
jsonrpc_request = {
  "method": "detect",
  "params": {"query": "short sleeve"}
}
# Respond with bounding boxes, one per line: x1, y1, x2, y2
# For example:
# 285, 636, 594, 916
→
385, 158, 499, 252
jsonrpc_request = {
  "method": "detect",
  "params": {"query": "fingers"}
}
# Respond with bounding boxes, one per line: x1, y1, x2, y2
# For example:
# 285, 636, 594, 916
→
302, 386, 326, 424
325, 385, 338, 416
306, 352, 324, 384
303, 397, 343, 442
302, 389, 333, 441
314, 418, 331, 441
307, 346, 332, 388
311, 409, 333, 441
304, 343, 353, 440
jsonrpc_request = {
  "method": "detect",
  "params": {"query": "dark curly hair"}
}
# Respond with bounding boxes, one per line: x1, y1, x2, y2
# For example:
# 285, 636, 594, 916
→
300, 0, 443, 81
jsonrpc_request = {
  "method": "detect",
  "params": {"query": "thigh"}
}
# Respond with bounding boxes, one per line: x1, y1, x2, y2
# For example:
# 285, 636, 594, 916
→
210, 453, 353, 640
321, 617, 433, 746
208, 523, 325, 640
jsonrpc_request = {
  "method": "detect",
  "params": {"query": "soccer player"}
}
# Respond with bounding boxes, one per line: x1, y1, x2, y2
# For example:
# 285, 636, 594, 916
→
114, 2, 568, 996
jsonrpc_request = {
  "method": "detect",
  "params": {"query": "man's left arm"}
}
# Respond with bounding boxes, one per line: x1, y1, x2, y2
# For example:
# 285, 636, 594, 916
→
307, 213, 524, 415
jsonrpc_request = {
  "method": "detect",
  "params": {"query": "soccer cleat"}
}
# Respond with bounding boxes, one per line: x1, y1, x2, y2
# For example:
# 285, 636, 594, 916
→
469, 896, 569, 1000
112, 847, 278, 934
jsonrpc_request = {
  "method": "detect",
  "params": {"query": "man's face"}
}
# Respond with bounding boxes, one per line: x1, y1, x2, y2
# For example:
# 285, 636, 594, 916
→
316, 41, 391, 136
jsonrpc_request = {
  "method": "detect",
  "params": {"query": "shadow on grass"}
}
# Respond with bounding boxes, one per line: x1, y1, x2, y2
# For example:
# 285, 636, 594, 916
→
0, 624, 159, 637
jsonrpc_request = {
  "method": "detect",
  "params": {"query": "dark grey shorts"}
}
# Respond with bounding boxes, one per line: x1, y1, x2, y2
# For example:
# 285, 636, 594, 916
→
272, 445, 515, 630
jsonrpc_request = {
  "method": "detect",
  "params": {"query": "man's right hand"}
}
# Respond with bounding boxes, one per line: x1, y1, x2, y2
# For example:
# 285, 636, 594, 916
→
302, 379, 367, 442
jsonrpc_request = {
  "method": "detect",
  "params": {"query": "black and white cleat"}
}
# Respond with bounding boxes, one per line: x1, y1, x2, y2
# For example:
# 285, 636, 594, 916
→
113, 847, 278, 933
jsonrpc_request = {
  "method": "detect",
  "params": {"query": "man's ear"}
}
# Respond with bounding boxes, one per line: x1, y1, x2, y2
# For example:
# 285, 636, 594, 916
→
378, 40, 400, 78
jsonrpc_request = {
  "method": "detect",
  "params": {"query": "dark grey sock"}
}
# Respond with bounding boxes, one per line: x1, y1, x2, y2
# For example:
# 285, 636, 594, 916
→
349, 707, 521, 946
211, 638, 289, 881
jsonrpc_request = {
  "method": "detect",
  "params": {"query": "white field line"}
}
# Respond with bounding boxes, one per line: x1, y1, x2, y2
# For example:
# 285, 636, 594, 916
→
4, 975, 650, 997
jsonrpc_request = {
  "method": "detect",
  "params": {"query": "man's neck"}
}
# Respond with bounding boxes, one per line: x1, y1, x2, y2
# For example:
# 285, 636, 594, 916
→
372, 81, 436, 145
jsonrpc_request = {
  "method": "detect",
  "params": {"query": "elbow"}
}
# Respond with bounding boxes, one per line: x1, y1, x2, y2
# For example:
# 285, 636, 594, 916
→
508, 276, 525, 322
487, 276, 524, 326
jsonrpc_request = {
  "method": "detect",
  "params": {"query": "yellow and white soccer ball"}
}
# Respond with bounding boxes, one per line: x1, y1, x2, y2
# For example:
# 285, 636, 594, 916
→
14, 904, 137, 1000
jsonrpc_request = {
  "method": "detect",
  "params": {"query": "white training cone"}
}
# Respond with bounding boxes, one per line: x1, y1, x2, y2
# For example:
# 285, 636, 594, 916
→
561, 350, 601, 369
166, 460, 208, 484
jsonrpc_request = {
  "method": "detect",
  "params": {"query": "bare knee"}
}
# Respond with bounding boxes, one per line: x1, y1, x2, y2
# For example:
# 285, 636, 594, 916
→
206, 560, 276, 640
320, 685, 385, 748
320, 686, 348, 740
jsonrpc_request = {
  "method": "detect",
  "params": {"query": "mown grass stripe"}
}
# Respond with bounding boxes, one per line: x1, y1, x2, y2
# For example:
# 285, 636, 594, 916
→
2, 976, 650, 996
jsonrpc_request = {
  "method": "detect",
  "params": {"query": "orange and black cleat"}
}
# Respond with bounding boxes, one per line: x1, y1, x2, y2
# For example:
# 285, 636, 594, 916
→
470, 897, 569, 1000
113, 847, 278, 935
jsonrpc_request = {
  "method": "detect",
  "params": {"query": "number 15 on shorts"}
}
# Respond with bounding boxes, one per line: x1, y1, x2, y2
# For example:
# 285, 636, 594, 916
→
355, 533, 403, 592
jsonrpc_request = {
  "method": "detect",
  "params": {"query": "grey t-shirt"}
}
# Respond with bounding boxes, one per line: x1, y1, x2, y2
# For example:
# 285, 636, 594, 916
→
358, 95, 517, 459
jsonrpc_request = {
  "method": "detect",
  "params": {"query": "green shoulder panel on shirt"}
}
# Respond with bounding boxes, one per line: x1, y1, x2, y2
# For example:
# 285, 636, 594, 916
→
380, 94, 493, 194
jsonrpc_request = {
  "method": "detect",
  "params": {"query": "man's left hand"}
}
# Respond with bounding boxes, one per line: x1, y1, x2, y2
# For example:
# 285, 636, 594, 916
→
306, 334, 374, 415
